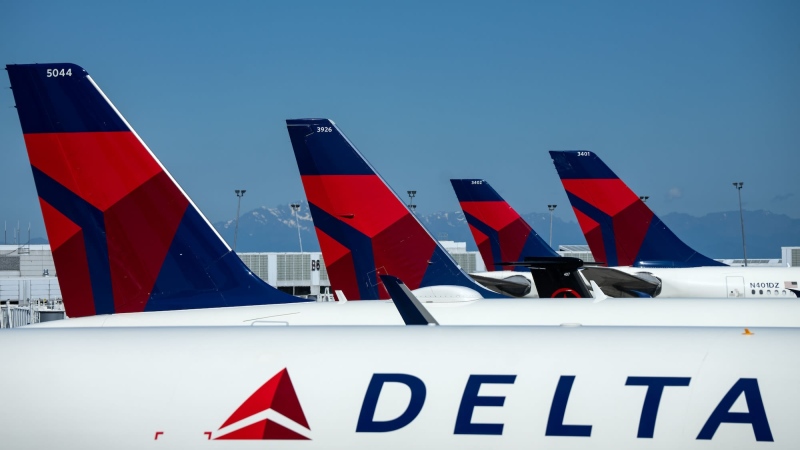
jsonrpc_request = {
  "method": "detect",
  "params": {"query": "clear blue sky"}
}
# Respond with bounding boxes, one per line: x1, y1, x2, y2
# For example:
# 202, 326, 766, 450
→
1, 1, 798, 239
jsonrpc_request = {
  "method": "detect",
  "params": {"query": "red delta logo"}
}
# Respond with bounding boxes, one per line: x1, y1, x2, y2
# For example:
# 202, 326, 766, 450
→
213, 368, 311, 440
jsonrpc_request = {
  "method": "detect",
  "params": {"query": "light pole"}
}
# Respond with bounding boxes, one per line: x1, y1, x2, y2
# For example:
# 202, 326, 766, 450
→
290, 203, 304, 253
407, 190, 416, 213
290, 203, 304, 297
547, 204, 557, 247
639, 195, 649, 203
233, 189, 246, 251
733, 182, 747, 267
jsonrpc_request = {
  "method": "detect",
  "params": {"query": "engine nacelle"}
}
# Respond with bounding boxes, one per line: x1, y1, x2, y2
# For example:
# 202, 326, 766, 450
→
411, 285, 484, 303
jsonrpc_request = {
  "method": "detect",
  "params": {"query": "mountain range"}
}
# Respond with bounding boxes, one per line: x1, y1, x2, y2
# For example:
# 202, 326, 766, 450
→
212, 202, 799, 260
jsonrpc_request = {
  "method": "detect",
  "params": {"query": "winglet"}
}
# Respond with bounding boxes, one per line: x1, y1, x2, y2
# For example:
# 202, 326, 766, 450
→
6, 63, 306, 317
549, 150, 725, 268
380, 275, 438, 326
450, 179, 558, 272
589, 280, 608, 303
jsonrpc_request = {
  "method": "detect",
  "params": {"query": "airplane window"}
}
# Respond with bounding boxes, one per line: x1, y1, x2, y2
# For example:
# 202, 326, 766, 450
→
767, 290, 771, 295
751, 289, 756, 295
774, 290, 779, 296
759, 290, 763, 295
783, 290, 788, 296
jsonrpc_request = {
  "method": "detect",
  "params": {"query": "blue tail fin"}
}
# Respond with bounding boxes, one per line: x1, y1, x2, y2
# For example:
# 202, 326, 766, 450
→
450, 179, 559, 271
6, 63, 306, 317
549, 150, 725, 268
286, 118, 505, 300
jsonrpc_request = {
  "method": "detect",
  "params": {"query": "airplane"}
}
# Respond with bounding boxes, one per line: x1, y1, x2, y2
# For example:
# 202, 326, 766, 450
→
285, 118, 510, 300
451, 178, 662, 298
450, 178, 556, 297
26, 272, 800, 328
0, 63, 620, 328
8, 63, 799, 330
5, 62, 313, 318
549, 151, 800, 298
0, 324, 797, 448
549, 150, 725, 268
2, 62, 587, 324
450, 178, 560, 272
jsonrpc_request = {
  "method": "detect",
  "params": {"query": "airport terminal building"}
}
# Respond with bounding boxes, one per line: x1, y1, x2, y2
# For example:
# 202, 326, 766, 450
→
0, 241, 488, 303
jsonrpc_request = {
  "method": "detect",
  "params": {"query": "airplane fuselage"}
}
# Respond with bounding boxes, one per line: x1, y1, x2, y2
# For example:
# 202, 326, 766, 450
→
614, 266, 800, 298
1, 326, 796, 449
29, 296, 800, 327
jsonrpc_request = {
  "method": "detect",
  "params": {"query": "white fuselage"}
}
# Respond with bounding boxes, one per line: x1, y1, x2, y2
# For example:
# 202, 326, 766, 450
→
0, 326, 796, 449
472, 266, 800, 299
29, 297, 800, 328
613, 266, 800, 298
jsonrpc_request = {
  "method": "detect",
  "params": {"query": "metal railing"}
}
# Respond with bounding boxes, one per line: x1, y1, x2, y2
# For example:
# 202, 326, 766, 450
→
0, 299, 65, 328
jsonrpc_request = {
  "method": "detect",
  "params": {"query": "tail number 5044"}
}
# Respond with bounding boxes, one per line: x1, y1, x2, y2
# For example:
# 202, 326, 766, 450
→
47, 68, 72, 77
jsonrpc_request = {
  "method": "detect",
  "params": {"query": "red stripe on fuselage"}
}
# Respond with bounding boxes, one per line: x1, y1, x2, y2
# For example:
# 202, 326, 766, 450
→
104, 172, 189, 313
562, 178, 638, 217
24, 132, 162, 212
300, 175, 408, 238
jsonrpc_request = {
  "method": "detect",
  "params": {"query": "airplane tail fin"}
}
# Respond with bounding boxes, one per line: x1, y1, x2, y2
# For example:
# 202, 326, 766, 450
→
286, 119, 504, 300
450, 179, 558, 271
549, 151, 724, 268
6, 63, 303, 317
